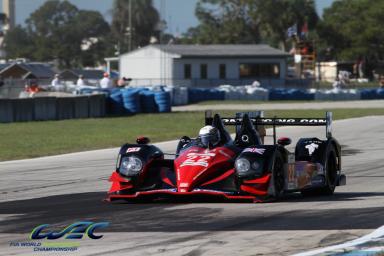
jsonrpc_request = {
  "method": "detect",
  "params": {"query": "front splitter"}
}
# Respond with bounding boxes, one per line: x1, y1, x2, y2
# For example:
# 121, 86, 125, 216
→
106, 189, 263, 203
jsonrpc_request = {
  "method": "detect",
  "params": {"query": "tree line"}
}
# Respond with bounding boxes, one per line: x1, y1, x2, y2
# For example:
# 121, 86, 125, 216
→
4, 0, 384, 70
4, 0, 160, 68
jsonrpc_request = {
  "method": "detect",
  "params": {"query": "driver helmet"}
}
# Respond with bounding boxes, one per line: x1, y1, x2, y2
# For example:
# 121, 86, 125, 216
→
198, 125, 221, 148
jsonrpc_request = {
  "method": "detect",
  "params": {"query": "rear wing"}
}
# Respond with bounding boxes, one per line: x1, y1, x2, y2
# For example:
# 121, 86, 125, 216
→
205, 111, 333, 143
205, 110, 265, 135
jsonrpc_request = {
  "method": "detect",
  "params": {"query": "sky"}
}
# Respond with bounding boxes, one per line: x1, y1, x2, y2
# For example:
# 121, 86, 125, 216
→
1, 0, 334, 34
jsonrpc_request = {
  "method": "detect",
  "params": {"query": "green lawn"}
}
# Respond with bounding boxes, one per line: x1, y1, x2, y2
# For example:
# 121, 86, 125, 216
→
1, 108, 384, 161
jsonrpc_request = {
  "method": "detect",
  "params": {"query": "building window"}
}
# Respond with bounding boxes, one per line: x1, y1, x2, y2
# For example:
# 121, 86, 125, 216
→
219, 64, 226, 79
184, 64, 191, 79
239, 63, 280, 78
200, 64, 207, 79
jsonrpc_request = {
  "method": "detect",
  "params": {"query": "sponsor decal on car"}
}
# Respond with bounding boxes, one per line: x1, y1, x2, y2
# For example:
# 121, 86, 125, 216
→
193, 188, 235, 194
298, 119, 327, 124
126, 147, 141, 153
222, 118, 327, 125
243, 148, 266, 155
218, 150, 232, 158
286, 163, 296, 189
295, 162, 321, 188
180, 152, 216, 167
305, 143, 319, 155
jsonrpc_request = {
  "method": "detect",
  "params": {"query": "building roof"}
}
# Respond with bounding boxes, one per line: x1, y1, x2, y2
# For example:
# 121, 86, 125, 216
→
19, 63, 55, 78
151, 44, 290, 58
0, 63, 9, 71
0, 62, 55, 79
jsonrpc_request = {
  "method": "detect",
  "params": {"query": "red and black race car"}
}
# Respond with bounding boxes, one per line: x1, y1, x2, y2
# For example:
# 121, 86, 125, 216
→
106, 111, 346, 202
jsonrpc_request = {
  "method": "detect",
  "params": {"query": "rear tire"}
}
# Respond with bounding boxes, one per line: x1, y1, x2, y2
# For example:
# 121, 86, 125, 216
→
270, 151, 285, 200
301, 148, 337, 196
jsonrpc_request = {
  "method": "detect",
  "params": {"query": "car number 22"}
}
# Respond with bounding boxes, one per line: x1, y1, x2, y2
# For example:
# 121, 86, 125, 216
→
180, 153, 215, 167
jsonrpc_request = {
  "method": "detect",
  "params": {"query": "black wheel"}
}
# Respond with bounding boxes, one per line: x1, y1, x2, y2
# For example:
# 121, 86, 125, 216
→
301, 148, 338, 196
270, 151, 285, 199
320, 149, 338, 195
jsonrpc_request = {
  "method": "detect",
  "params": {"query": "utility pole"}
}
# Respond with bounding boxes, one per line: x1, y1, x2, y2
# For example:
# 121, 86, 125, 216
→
1, 0, 15, 58
2, 0, 15, 31
128, 0, 132, 52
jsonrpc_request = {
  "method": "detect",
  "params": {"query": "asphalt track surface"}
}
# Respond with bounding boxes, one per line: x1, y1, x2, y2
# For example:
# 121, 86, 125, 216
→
172, 99, 384, 111
1, 116, 384, 255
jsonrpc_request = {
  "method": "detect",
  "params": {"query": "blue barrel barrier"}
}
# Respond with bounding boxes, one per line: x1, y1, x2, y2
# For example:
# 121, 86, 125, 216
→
107, 88, 122, 95
140, 90, 158, 113
269, 88, 314, 101
122, 88, 142, 114
187, 88, 200, 103
77, 85, 384, 116
108, 90, 125, 115
269, 88, 287, 100
360, 89, 375, 100
154, 91, 171, 112
287, 89, 315, 100
188, 88, 225, 103
360, 89, 384, 100
377, 88, 384, 99
209, 89, 226, 101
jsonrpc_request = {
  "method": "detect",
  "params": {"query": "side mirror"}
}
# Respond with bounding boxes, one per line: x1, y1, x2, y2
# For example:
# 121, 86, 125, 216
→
136, 136, 150, 145
152, 150, 163, 159
277, 137, 291, 146
180, 136, 191, 144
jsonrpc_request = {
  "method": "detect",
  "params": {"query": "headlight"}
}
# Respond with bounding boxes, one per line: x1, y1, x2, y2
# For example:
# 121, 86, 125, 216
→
235, 158, 250, 174
119, 156, 143, 176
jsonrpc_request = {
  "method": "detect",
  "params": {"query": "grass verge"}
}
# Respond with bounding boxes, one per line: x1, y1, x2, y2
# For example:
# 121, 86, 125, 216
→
1, 108, 384, 161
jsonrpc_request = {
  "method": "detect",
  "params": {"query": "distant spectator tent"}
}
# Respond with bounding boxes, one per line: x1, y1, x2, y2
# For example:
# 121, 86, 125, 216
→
0, 62, 55, 79
119, 44, 290, 87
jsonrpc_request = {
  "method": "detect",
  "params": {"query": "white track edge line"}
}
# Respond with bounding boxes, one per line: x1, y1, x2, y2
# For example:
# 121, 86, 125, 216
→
292, 225, 384, 256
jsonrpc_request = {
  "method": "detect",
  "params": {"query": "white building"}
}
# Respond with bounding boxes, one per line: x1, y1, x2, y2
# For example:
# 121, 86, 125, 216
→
119, 44, 290, 87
